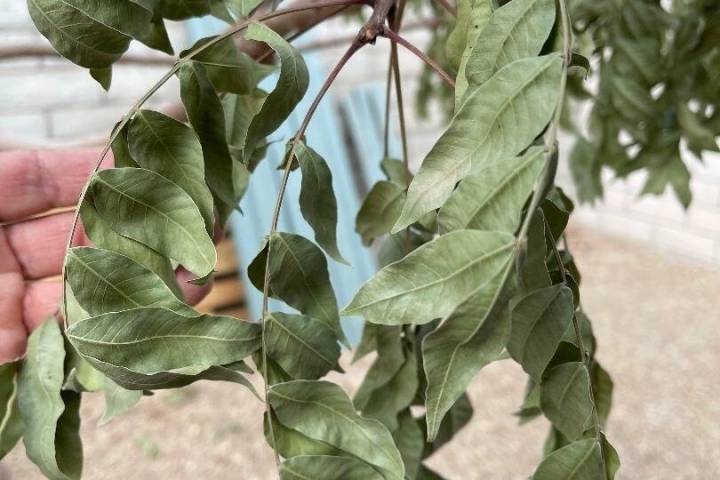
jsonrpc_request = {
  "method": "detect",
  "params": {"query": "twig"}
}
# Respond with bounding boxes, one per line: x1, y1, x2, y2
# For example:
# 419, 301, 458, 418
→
381, 27, 455, 88
259, 36, 365, 467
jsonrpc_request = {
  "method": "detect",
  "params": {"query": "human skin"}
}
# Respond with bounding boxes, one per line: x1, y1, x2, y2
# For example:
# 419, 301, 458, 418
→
0, 148, 213, 363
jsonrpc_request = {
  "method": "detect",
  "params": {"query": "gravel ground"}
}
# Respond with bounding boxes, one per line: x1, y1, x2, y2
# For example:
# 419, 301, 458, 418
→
4, 226, 719, 479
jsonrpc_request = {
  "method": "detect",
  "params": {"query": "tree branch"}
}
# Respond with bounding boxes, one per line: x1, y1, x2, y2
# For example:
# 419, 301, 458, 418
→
381, 27, 455, 88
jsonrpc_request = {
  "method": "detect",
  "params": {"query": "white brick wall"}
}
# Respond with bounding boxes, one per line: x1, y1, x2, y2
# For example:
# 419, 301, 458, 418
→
0, 6, 717, 265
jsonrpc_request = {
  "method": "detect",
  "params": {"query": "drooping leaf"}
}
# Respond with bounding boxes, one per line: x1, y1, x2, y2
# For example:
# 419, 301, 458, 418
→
591, 361, 614, 427
518, 209, 552, 293
79, 200, 180, 298
155, 0, 211, 19
279, 455, 384, 480
266, 411, 342, 459
508, 285, 575, 381
295, 141, 346, 263
422, 393, 474, 456
453, 0, 494, 105
264, 312, 341, 380
640, 157, 692, 208
99, 378, 142, 425
392, 410, 424, 479
437, 147, 545, 233
464, 0, 556, 89
356, 181, 406, 246
515, 379, 542, 424
0, 363, 23, 459
381, 157, 412, 187
343, 230, 515, 326
354, 326, 404, 409
66, 247, 197, 316
540, 362, 593, 441
223, 89, 268, 165
67, 307, 261, 380
249, 233, 344, 342
242, 22, 309, 156
532, 439, 604, 480
393, 54, 562, 232
90, 67, 112, 91
268, 380, 405, 480
178, 61, 237, 210
17, 318, 82, 480
360, 348, 419, 432
423, 265, 512, 440
182, 36, 273, 94
110, 122, 139, 168
88, 167, 217, 278
602, 434, 621, 479
128, 109, 214, 234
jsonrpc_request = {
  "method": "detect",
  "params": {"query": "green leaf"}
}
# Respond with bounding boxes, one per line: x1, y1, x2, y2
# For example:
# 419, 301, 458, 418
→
88, 167, 216, 278
90, 66, 112, 90
569, 138, 603, 204
67, 307, 261, 378
438, 147, 545, 233
242, 22, 309, 155
178, 61, 237, 209
360, 348, 419, 432
182, 36, 273, 94
79, 200, 180, 298
295, 142, 346, 263
249, 233, 344, 343
155, 0, 211, 19
532, 439, 604, 480
0, 363, 23, 459
508, 285, 575, 381
453, 0, 493, 105
591, 361, 614, 427
423, 393, 473, 456
602, 434, 620, 479
518, 209, 552, 293
356, 181, 406, 246
223, 89, 268, 165
264, 312, 341, 380
343, 230, 515, 326
17, 318, 82, 480
128, 109, 215, 234
266, 411, 342, 458
27, 0, 132, 68
515, 379, 542, 424
110, 122, 139, 168
354, 327, 404, 409
394, 54, 562, 231
393, 410, 424, 479
540, 362, 593, 441
268, 380, 405, 480
280, 455, 384, 480
641, 158, 692, 209
423, 264, 512, 440
99, 378, 142, 425
465, 0, 556, 89
381, 157, 412, 187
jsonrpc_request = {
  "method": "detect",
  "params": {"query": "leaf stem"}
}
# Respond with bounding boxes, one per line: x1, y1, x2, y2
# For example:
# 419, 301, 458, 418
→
259, 37, 365, 467
381, 27, 455, 88
58, 0, 369, 322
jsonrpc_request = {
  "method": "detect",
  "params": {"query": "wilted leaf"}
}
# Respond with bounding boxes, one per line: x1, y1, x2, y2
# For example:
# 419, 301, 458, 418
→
394, 55, 562, 231
179, 61, 237, 210
438, 147, 545, 233
540, 362, 593, 440
393, 410, 424, 479
243, 22, 309, 156
280, 455, 384, 480
354, 326, 404, 409
224, 90, 268, 165
269, 380, 405, 480
508, 285, 575, 381
344, 230, 515, 326
67, 307, 261, 379
532, 439, 604, 480
295, 142, 346, 263
591, 361, 614, 427
88, 167, 216, 278
99, 378, 142, 425
264, 312, 341, 380
356, 181, 406, 245
17, 319, 82, 480
465, 0, 556, 88
128, 109, 214, 234
249, 233, 344, 342
423, 265, 512, 440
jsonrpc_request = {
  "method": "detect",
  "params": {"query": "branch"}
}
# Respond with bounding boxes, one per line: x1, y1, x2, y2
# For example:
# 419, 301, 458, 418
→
381, 27, 455, 88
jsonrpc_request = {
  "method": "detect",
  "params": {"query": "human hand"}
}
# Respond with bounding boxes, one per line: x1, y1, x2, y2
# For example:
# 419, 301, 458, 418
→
0, 149, 214, 363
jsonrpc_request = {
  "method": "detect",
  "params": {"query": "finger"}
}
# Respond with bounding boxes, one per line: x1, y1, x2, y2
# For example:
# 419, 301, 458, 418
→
0, 273, 28, 363
0, 227, 21, 273
5, 212, 89, 280
0, 148, 112, 223
23, 280, 62, 333
176, 267, 214, 306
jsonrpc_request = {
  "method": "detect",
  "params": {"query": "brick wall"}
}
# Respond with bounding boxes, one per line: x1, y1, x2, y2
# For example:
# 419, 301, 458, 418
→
1, 6, 717, 264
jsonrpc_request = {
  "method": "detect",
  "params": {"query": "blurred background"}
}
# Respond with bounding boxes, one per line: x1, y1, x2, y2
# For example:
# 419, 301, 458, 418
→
1, 1, 719, 478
